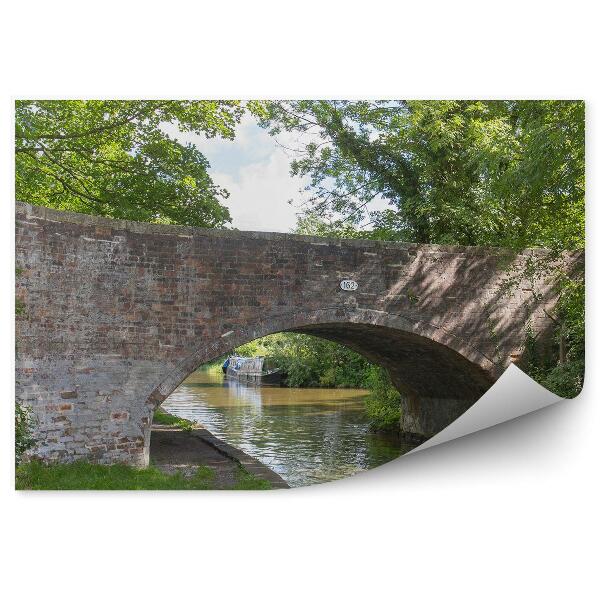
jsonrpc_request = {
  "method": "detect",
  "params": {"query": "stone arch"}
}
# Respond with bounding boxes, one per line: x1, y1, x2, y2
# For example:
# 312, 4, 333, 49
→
17, 202, 578, 466
145, 307, 499, 456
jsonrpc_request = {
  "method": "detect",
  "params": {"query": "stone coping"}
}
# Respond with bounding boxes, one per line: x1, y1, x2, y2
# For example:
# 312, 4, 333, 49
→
15, 201, 562, 257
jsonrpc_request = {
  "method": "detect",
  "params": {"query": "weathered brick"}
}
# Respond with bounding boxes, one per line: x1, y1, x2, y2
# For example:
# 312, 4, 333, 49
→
110, 411, 129, 421
14, 201, 583, 465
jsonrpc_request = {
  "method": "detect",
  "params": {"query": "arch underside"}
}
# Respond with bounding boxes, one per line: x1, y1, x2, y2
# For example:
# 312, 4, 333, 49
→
290, 322, 494, 437
151, 308, 498, 439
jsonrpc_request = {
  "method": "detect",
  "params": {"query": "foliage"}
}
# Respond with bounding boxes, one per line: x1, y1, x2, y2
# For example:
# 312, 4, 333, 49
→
15, 266, 25, 316
259, 99, 585, 400
259, 100, 584, 251
555, 276, 585, 367
15, 298, 25, 316
363, 367, 403, 430
15, 100, 257, 227
294, 212, 372, 240
153, 408, 195, 431
15, 460, 271, 490
533, 361, 585, 399
525, 276, 584, 398
236, 332, 374, 388
15, 402, 35, 466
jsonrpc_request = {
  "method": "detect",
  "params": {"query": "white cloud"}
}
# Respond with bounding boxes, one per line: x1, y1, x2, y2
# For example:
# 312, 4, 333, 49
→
213, 147, 304, 232
164, 112, 390, 233
163, 114, 306, 232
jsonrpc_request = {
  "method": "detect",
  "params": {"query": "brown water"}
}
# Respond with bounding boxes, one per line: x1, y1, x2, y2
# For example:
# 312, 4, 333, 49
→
161, 369, 415, 487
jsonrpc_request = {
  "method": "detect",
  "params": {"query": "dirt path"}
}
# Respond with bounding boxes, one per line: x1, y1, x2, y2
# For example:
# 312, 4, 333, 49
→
150, 424, 289, 489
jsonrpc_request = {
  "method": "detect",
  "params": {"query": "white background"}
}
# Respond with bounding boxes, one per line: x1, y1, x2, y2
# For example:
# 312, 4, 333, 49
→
0, 2, 598, 598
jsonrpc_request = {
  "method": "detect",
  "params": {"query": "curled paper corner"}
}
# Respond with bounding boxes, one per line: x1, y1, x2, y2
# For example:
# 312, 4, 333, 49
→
408, 364, 567, 455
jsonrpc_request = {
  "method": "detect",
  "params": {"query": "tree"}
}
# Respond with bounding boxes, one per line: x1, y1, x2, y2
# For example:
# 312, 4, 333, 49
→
259, 100, 585, 398
15, 100, 251, 227
258, 100, 584, 251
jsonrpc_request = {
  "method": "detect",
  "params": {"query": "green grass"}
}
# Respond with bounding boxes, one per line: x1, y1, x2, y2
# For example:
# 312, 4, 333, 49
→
233, 468, 272, 490
15, 460, 218, 490
153, 408, 195, 431
16, 460, 272, 490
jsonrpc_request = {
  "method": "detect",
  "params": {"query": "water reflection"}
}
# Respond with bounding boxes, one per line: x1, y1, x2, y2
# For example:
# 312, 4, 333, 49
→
161, 369, 415, 487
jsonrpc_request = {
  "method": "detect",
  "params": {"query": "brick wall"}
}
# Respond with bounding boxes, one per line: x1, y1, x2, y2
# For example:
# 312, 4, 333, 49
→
15, 202, 582, 465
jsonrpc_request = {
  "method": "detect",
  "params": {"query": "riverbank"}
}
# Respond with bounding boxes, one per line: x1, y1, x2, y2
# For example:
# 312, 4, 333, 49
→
150, 419, 289, 489
162, 369, 415, 486
16, 410, 288, 490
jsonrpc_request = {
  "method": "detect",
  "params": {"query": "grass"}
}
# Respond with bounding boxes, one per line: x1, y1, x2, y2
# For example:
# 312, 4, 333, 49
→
15, 460, 218, 490
233, 467, 273, 490
153, 407, 195, 431
15, 460, 272, 490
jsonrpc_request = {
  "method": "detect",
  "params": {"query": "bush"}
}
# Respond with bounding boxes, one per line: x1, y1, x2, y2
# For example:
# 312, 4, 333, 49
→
236, 332, 374, 388
15, 402, 35, 466
524, 276, 584, 399
537, 360, 585, 398
363, 367, 403, 430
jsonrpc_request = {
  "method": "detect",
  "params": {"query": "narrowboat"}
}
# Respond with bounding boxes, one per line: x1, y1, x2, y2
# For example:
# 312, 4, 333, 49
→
223, 355, 282, 385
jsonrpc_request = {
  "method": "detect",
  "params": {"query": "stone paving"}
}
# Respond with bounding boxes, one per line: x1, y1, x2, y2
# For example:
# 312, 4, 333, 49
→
150, 424, 289, 489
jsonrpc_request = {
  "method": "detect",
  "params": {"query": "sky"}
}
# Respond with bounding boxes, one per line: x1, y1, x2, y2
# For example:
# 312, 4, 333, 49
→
164, 112, 392, 233
164, 115, 306, 232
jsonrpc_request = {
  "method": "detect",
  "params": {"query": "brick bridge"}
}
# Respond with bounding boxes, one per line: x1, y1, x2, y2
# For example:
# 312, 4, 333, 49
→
15, 202, 579, 466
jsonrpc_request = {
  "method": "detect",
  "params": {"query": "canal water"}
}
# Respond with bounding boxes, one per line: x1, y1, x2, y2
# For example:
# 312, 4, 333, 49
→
161, 368, 415, 487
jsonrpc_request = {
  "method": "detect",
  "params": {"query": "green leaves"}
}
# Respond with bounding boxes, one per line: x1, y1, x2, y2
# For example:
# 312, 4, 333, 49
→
261, 99, 585, 398
15, 100, 246, 227
235, 332, 374, 389
15, 402, 35, 466
260, 100, 584, 251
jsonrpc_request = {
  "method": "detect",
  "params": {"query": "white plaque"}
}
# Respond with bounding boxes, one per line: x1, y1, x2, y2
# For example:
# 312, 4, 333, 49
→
340, 279, 358, 291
